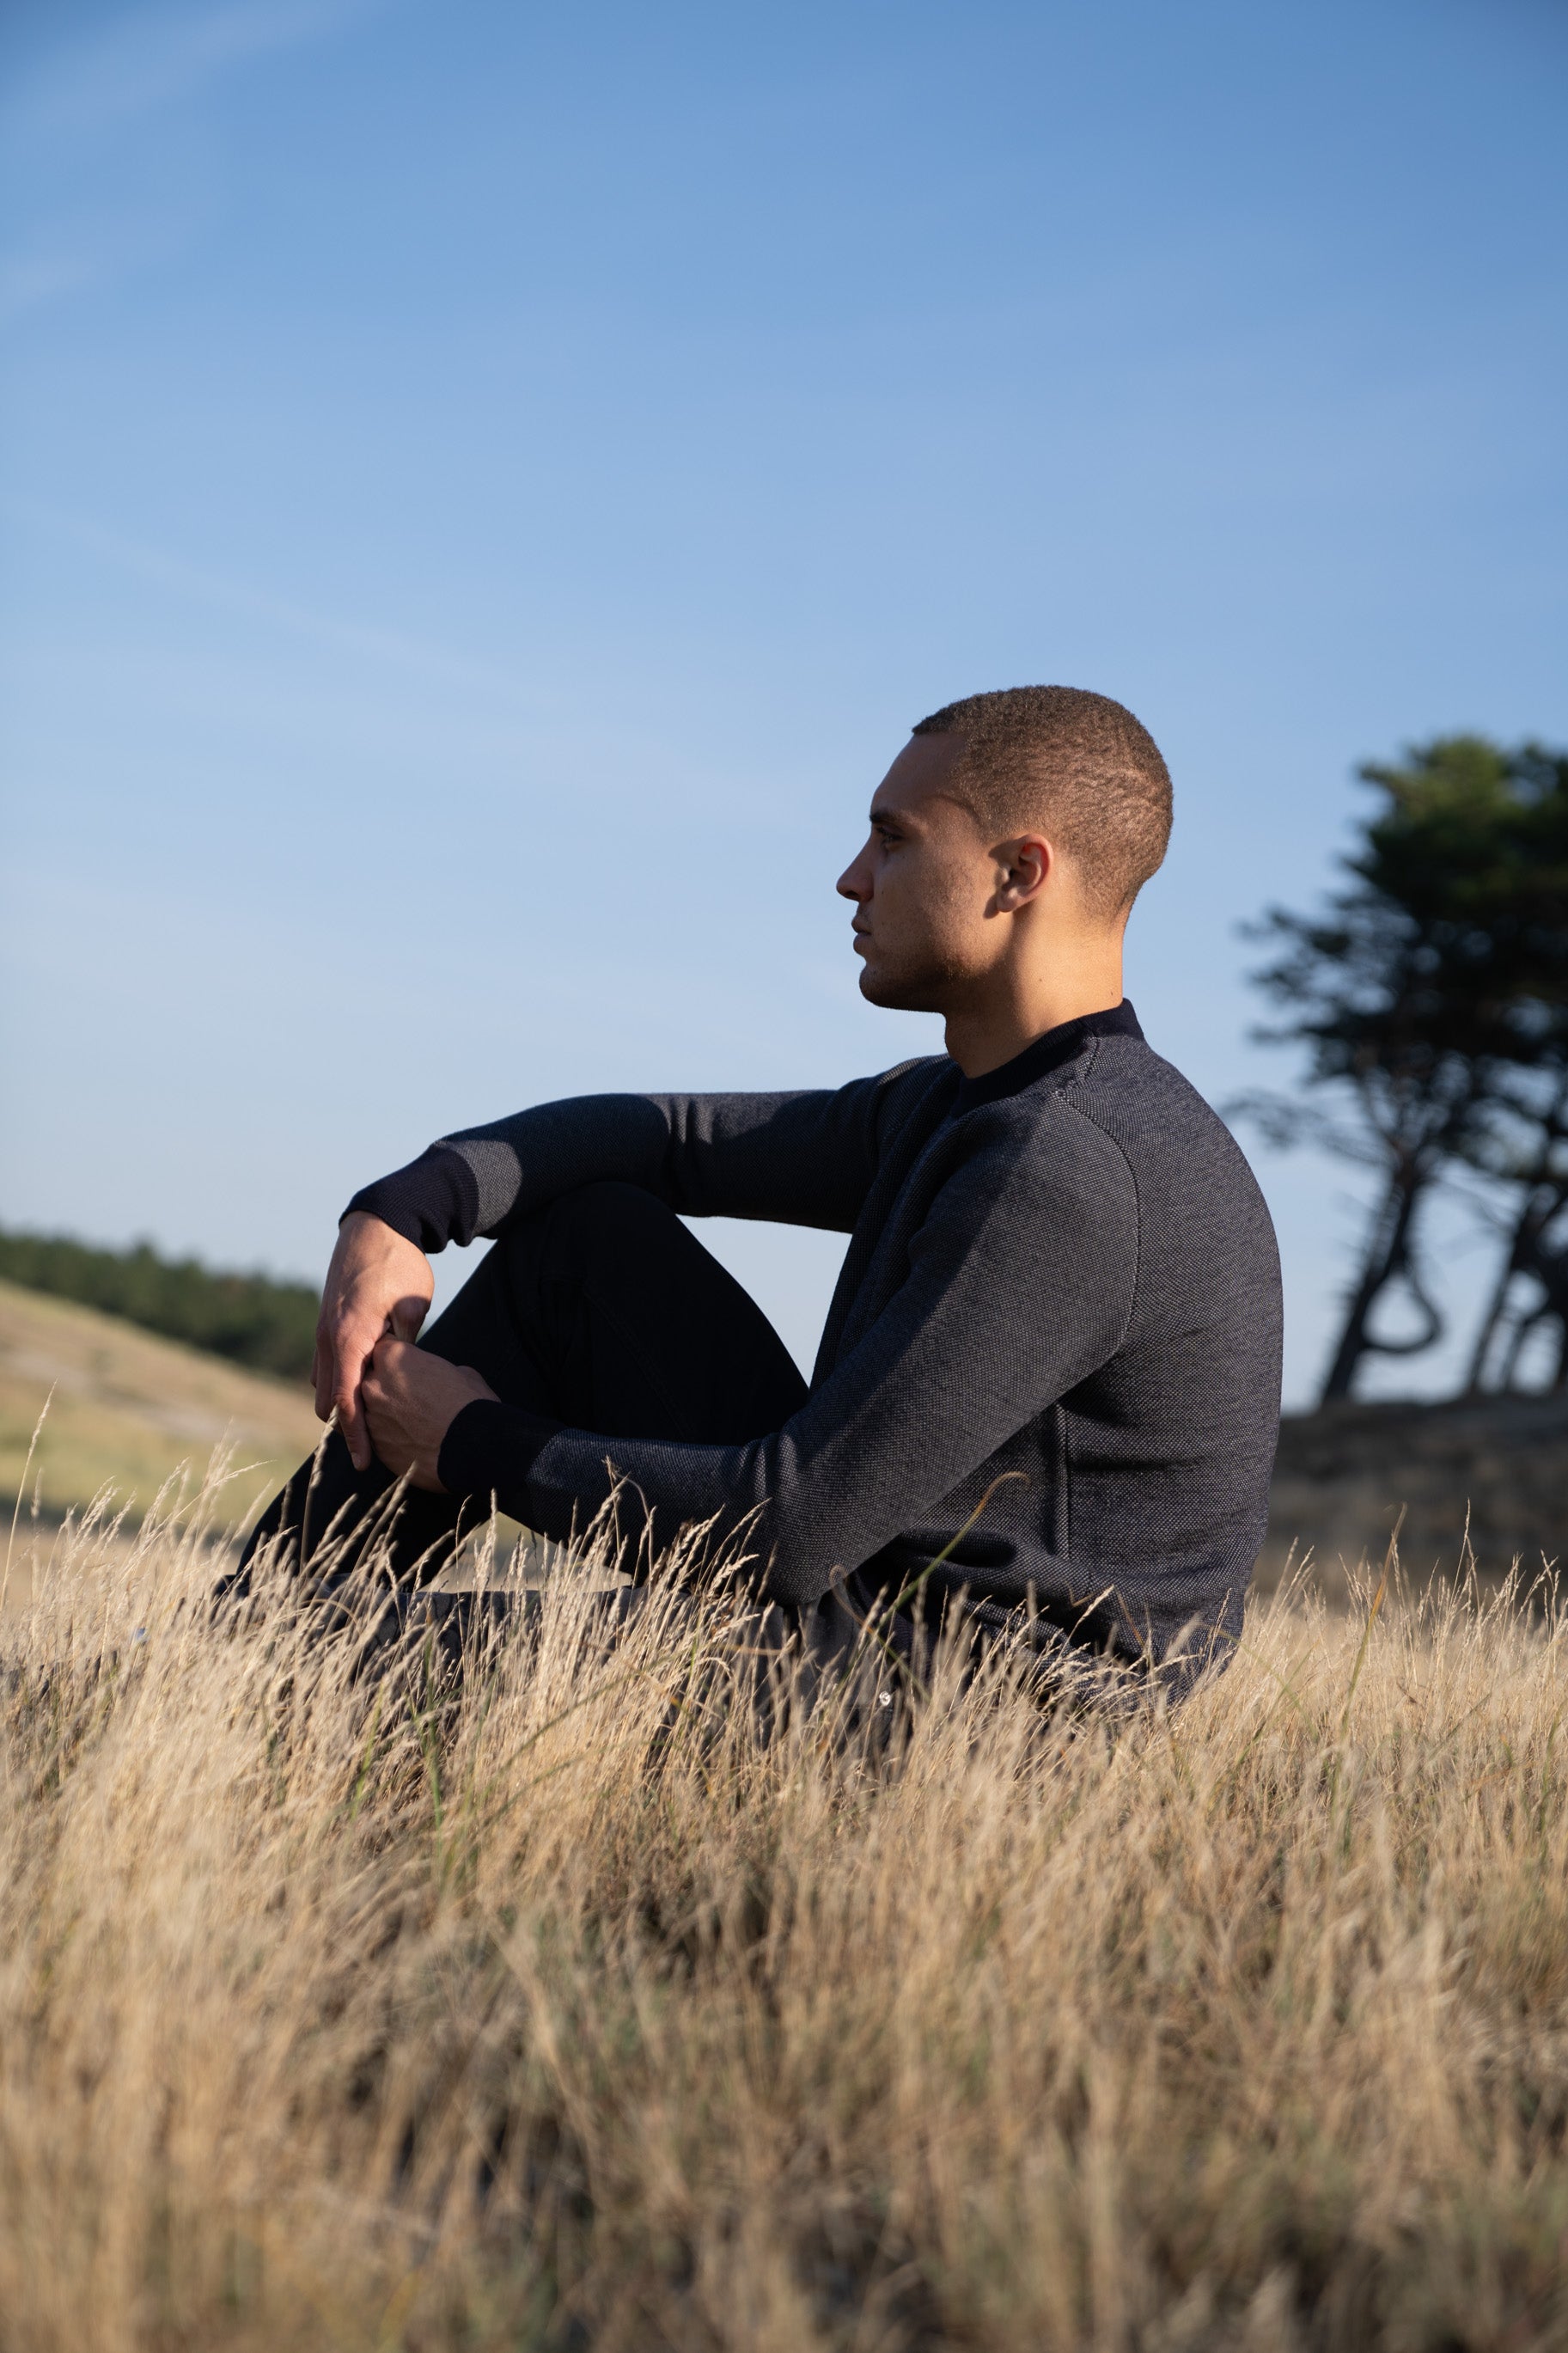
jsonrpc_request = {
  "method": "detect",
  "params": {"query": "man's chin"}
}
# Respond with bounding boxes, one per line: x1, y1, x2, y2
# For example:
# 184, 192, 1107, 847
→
857, 963, 947, 1015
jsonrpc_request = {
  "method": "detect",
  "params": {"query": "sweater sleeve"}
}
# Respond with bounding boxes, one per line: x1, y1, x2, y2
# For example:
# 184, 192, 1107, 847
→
436, 1102, 1140, 1609
345, 1069, 937, 1253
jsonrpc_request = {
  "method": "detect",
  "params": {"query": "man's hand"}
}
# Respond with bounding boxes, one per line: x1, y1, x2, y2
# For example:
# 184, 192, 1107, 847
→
314, 1212, 436, 1470
361, 1338, 499, 1490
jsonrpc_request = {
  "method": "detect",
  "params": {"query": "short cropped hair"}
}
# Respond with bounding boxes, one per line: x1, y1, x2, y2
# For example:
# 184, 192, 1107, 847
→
912, 685, 1173, 917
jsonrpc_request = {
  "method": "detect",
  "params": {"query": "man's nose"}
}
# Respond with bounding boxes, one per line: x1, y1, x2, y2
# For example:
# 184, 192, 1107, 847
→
836, 853, 870, 901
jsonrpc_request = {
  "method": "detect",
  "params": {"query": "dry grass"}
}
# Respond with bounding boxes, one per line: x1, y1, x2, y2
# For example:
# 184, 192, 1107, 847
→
3, 1463, 1567, 2353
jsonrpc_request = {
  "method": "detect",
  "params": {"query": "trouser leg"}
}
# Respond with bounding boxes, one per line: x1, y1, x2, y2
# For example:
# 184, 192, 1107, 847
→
237, 1182, 808, 1588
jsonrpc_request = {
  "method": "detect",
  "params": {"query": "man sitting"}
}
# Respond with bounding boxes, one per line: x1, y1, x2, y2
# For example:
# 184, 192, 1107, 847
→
246, 686, 1282, 1692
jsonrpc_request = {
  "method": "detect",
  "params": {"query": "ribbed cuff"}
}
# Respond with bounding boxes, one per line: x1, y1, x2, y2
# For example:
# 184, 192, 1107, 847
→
437, 1397, 560, 1521
345, 1146, 480, 1254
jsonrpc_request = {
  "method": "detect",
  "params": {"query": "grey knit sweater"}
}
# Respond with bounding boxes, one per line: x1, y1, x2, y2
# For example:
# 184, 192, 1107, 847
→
351, 1005, 1283, 1677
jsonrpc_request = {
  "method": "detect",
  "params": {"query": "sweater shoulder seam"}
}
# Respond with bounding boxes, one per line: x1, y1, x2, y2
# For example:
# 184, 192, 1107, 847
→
1052, 1080, 1143, 1352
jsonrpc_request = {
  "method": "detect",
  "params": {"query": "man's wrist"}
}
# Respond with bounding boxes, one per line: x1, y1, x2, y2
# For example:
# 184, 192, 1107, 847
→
345, 1145, 481, 1255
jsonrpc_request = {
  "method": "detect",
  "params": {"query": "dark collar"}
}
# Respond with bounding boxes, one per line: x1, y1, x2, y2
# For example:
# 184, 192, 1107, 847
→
948, 999, 1144, 1117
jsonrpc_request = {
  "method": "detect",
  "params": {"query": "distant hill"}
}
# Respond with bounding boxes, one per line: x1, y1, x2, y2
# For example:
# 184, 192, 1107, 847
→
0, 1276, 320, 1537
1263, 1389, 1568, 1592
0, 1227, 318, 1380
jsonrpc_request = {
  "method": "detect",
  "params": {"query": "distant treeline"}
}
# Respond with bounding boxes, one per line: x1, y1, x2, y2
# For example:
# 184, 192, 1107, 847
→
0, 1228, 319, 1382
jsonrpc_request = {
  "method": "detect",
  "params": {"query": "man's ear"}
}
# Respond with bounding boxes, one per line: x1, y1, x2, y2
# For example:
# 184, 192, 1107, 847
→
994, 833, 1052, 911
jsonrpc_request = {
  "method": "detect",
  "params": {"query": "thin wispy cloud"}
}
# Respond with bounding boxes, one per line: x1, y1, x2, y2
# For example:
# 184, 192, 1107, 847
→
10, 499, 555, 713
0, 250, 97, 331
2, 0, 381, 142
0, 1, 391, 335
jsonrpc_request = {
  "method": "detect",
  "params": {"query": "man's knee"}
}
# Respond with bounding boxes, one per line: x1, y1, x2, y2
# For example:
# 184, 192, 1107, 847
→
504, 1181, 685, 1281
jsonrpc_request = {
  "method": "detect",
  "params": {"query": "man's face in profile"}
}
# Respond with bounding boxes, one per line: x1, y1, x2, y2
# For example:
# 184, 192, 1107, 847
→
837, 733, 996, 1013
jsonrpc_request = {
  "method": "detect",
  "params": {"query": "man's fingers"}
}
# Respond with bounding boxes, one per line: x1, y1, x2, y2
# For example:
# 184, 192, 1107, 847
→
310, 1213, 432, 1465
332, 1325, 379, 1469
336, 1383, 372, 1470
313, 1309, 384, 1467
314, 1337, 345, 1425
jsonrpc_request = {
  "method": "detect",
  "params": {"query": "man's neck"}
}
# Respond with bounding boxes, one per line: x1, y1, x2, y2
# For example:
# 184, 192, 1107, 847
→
942, 956, 1126, 1079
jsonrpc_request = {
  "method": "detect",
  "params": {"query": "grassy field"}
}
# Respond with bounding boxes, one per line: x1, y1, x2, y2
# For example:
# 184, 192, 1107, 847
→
2, 1472, 1565, 2352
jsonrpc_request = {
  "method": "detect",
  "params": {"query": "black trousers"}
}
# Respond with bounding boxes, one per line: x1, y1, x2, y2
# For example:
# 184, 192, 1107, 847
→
242, 1181, 809, 1590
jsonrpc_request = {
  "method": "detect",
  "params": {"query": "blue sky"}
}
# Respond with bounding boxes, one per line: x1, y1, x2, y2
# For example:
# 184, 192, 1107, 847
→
2, 0, 1565, 1406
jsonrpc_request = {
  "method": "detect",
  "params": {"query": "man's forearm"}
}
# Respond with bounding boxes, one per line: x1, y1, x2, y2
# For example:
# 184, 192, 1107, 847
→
345, 1078, 900, 1255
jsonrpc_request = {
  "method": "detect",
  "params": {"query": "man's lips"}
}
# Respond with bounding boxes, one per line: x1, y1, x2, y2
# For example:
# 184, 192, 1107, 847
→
851, 926, 871, 956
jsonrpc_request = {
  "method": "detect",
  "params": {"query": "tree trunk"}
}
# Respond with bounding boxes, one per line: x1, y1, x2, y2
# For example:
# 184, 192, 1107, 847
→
1497, 1178, 1568, 1395
1467, 1093, 1568, 1391
1497, 1304, 1541, 1393
1516, 1216, 1568, 1394
1465, 1217, 1528, 1393
1320, 1168, 1427, 1403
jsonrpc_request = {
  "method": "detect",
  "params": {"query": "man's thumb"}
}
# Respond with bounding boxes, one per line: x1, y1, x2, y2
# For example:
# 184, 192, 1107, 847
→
389, 1297, 427, 1344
